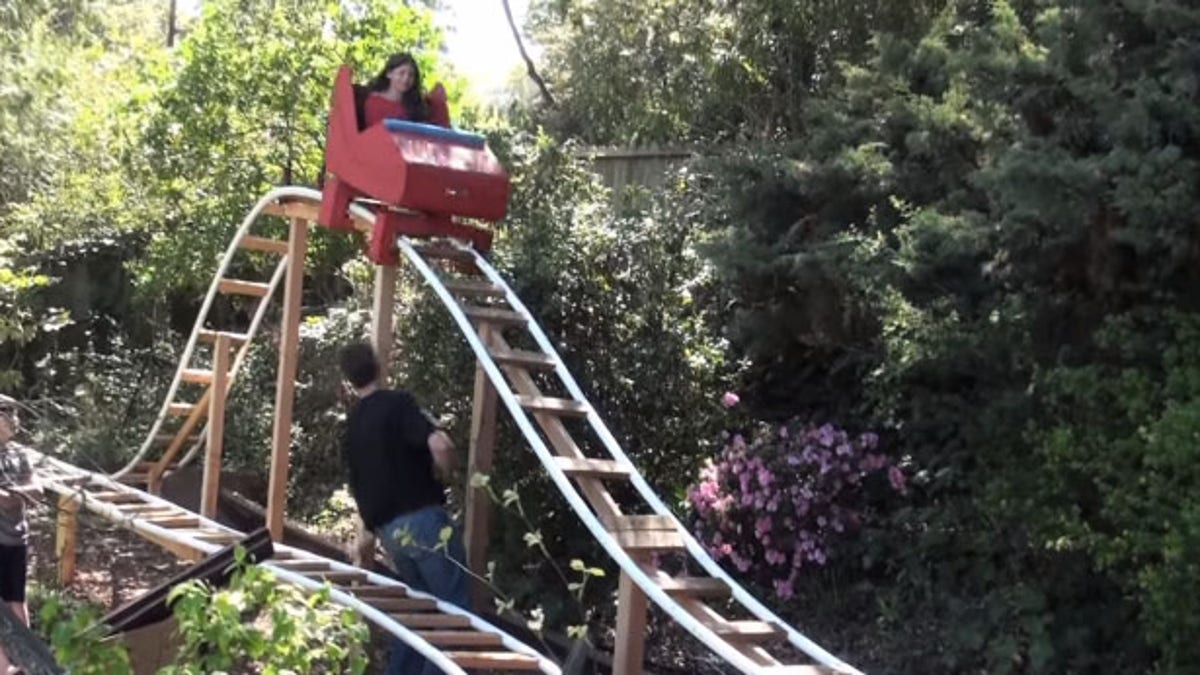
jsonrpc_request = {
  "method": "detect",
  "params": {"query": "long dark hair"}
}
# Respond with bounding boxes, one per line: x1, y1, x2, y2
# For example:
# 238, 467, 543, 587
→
366, 52, 428, 122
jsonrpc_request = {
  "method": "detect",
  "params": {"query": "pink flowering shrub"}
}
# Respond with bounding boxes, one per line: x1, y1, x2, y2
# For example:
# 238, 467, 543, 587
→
687, 421, 904, 600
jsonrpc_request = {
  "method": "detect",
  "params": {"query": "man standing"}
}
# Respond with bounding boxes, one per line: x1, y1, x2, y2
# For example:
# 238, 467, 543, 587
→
337, 343, 467, 675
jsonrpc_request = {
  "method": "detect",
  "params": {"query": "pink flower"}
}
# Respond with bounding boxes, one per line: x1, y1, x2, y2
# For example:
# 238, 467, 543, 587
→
721, 391, 740, 408
888, 465, 907, 493
773, 578, 795, 600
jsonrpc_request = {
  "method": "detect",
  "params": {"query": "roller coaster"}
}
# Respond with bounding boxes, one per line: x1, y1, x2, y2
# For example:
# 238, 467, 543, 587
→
36, 65, 862, 675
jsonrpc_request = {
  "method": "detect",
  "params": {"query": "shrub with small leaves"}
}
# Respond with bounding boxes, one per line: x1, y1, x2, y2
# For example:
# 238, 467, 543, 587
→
688, 420, 904, 599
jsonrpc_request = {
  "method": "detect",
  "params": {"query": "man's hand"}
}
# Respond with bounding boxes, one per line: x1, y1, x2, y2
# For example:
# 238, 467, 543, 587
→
350, 527, 376, 568
428, 430, 457, 480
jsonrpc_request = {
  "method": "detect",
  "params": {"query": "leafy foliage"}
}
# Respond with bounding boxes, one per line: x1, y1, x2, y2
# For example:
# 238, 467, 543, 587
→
162, 550, 368, 674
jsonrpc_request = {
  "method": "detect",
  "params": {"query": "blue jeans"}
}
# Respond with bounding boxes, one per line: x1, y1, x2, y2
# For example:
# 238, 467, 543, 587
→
377, 505, 468, 675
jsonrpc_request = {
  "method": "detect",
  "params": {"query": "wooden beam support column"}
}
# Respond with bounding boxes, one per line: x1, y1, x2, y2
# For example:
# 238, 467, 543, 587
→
55, 494, 79, 586
613, 560, 649, 675
463, 325, 498, 612
371, 263, 397, 383
200, 334, 230, 518
266, 217, 308, 541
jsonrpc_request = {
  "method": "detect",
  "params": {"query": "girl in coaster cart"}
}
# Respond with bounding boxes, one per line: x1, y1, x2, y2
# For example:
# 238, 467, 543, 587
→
0, 395, 41, 675
362, 52, 451, 129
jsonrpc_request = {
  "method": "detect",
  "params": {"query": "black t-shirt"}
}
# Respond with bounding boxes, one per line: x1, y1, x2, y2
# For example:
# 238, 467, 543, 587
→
342, 389, 444, 530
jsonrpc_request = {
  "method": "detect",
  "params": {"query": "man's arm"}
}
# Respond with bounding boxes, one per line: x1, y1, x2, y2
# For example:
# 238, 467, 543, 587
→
428, 430, 456, 478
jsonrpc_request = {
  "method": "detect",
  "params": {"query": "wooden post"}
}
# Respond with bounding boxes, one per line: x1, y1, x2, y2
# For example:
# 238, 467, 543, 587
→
464, 325, 498, 611
371, 264, 397, 382
266, 217, 308, 541
55, 494, 79, 586
200, 334, 230, 519
613, 564, 649, 675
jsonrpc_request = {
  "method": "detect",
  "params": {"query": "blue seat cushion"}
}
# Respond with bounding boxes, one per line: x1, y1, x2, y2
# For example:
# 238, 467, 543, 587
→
384, 119, 486, 149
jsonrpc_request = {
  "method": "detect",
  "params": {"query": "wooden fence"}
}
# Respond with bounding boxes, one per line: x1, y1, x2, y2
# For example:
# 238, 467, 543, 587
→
576, 145, 695, 202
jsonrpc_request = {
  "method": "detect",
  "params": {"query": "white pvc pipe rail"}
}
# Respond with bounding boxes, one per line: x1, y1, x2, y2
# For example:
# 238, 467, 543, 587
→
411, 238, 863, 675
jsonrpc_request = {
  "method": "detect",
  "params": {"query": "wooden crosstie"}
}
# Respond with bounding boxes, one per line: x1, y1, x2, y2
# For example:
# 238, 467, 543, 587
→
109, 187, 861, 674
34, 450, 557, 674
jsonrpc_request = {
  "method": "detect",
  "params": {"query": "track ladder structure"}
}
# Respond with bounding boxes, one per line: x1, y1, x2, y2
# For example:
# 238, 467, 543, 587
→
396, 239, 860, 675
112, 187, 376, 493
33, 451, 559, 673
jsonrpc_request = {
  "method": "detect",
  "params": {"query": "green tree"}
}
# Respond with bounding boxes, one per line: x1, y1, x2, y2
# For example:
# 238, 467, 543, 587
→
131, 0, 455, 296
527, 0, 948, 144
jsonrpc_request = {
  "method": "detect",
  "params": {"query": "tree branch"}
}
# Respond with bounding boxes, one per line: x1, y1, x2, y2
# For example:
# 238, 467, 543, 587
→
501, 0, 555, 107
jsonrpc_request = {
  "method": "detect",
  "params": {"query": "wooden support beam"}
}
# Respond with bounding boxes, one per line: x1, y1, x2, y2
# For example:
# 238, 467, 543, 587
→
267, 217, 308, 541
55, 494, 79, 586
371, 263, 397, 383
614, 560, 650, 675
464, 325, 498, 613
201, 334, 230, 518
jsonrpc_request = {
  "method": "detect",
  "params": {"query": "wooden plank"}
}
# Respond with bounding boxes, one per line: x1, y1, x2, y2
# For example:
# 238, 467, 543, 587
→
303, 570, 368, 585
656, 575, 730, 600
262, 201, 317, 220
56, 494, 79, 586
614, 529, 685, 552
267, 217, 308, 541
488, 346, 557, 372
612, 515, 684, 552
342, 585, 409, 598
555, 456, 631, 480
516, 395, 588, 418
442, 277, 505, 299
709, 620, 787, 643
614, 565, 649, 675
462, 305, 527, 328
191, 530, 242, 543
446, 651, 541, 671
147, 515, 201, 529
465, 324, 499, 613
392, 613, 472, 629
200, 334, 230, 519
89, 491, 146, 505
166, 402, 195, 417
217, 278, 272, 297
116, 504, 180, 515
180, 369, 213, 384
416, 630, 504, 648
612, 515, 676, 531
239, 235, 289, 254
197, 329, 249, 345
368, 597, 438, 612
261, 200, 356, 230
